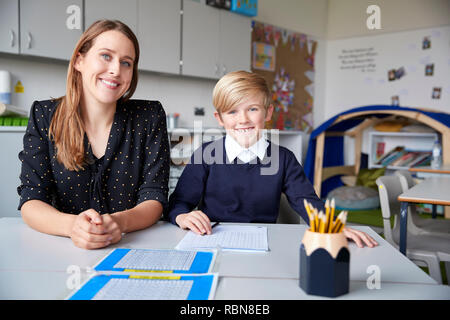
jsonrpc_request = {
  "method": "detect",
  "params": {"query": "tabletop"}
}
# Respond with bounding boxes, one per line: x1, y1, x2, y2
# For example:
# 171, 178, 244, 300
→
1, 217, 447, 300
397, 176, 450, 205
1, 270, 449, 300
409, 164, 450, 174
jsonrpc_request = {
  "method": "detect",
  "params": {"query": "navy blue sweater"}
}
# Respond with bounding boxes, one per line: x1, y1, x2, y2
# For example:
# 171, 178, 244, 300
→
166, 138, 324, 225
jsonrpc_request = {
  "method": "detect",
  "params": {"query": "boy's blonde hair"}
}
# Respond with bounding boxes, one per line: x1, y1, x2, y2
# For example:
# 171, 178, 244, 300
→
212, 71, 271, 113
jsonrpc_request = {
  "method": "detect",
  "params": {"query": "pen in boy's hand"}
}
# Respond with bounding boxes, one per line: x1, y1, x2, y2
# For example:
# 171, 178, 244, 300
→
200, 222, 219, 236
211, 222, 219, 229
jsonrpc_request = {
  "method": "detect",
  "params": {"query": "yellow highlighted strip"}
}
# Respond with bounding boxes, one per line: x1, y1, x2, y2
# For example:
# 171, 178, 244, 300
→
124, 269, 173, 273
129, 275, 181, 280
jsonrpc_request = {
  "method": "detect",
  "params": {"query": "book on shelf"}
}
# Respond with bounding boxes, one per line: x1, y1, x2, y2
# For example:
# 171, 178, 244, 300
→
375, 142, 385, 160
390, 152, 414, 167
374, 147, 433, 168
409, 152, 431, 167
376, 146, 405, 165
397, 152, 420, 167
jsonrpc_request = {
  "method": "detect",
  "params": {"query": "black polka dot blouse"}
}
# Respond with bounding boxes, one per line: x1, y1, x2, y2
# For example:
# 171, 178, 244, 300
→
17, 99, 170, 215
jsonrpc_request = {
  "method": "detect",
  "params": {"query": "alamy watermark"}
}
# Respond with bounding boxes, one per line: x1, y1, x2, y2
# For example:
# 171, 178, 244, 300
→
66, 5, 82, 30
366, 265, 381, 289
366, 5, 382, 30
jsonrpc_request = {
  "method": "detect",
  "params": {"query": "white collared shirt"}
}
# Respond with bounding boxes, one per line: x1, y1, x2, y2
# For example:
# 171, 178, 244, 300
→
225, 134, 269, 163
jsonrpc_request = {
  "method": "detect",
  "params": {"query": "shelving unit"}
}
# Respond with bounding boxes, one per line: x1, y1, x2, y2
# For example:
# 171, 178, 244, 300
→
368, 131, 438, 170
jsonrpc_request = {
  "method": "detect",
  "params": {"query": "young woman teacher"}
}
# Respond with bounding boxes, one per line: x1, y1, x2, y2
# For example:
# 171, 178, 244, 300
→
18, 20, 170, 249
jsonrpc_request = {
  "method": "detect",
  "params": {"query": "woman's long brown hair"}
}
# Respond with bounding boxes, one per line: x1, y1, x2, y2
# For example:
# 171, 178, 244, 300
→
49, 20, 140, 171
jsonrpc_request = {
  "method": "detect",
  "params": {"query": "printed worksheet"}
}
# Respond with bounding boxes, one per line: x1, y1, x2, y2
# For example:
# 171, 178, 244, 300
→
94, 248, 216, 273
176, 225, 269, 252
67, 273, 218, 300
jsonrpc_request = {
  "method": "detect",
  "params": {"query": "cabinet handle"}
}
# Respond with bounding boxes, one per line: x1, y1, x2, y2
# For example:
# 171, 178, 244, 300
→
10, 30, 15, 47
27, 32, 32, 49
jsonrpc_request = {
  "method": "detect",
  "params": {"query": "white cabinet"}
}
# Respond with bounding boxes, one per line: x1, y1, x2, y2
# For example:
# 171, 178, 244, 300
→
2, 0, 250, 79
0, 0, 20, 54
20, 0, 84, 60
138, 0, 181, 74
84, 0, 138, 34
368, 131, 438, 170
182, 0, 220, 79
218, 9, 251, 75
181, 0, 251, 79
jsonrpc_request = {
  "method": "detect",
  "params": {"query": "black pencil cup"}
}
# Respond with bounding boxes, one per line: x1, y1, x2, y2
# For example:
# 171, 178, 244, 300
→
299, 230, 350, 298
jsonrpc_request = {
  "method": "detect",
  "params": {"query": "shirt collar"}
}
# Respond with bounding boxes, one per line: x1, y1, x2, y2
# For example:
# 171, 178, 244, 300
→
225, 134, 269, 163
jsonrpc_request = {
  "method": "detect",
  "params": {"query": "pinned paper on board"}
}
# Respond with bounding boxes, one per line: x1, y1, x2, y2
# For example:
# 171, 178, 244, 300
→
304, 70, 315, 82
252, 42, 275, 72
272, 68, 295, 113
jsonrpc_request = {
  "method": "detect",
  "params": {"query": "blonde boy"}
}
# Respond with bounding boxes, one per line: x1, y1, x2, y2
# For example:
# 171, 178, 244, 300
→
166, 71, 377, 248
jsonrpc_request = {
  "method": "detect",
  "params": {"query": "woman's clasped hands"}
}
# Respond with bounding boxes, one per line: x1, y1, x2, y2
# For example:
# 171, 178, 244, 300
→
69, 209, 122, 249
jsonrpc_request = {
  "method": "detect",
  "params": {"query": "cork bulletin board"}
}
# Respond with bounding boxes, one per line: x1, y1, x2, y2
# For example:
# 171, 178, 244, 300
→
251, 21, 317, 133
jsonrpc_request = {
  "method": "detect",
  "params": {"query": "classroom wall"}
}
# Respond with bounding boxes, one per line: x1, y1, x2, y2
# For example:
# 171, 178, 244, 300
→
257, 0, 328, 39
327, 0, 450, 39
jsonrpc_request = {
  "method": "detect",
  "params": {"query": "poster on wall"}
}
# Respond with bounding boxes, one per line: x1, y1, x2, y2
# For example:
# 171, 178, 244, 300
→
251, 21, 317, 133
252, 42, 276, 71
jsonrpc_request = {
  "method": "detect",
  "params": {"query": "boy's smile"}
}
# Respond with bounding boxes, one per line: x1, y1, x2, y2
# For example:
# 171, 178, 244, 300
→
214, 94, 273, 148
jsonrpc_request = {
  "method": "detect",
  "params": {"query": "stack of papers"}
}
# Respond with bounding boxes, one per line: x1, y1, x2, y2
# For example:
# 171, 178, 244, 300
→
67, 248, 218, 300
176, 225, 269, 252
68, 224, 269, 300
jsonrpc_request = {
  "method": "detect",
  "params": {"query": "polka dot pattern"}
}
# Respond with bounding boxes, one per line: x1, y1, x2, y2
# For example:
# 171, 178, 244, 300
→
17, 99, 170, 214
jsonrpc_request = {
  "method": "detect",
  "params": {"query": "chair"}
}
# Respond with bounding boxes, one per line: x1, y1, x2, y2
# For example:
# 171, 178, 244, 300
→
395, 170, 450, 237
276, 193, 302, 224
376, 175, 450, 284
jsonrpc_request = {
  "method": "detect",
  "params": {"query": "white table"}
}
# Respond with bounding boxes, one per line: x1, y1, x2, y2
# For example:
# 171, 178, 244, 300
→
409, 165, 450, 219
398, 176, 450, 255
1, 217, 449, 300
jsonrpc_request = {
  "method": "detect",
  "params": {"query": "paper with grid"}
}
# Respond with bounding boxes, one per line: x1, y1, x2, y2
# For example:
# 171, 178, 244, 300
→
176, 225, 269, 252
113, 249, 196, 271
92, 278, 193, 300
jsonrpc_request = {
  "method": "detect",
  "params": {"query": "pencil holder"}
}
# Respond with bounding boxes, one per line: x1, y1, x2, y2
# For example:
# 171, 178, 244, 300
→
299, 230, 350, 298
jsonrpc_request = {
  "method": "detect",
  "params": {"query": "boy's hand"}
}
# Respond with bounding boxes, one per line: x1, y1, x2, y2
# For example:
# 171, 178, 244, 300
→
343, 227, 378, 248
175, 210, 212, 235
